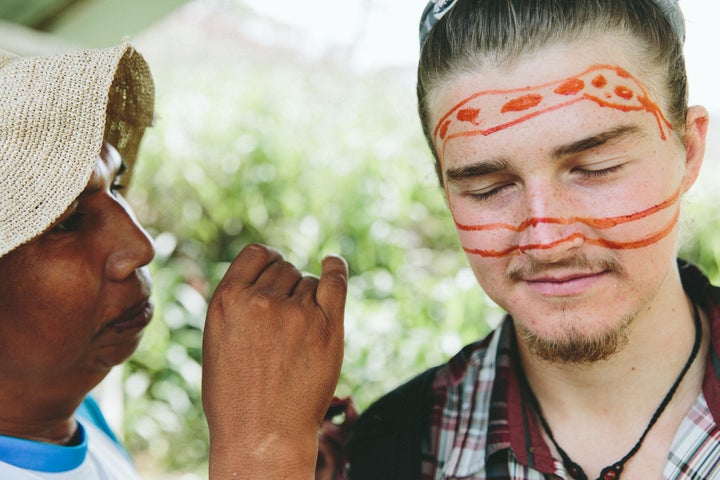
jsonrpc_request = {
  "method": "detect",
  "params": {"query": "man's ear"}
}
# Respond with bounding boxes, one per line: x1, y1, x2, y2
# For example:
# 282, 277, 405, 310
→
681, 105, 710, 193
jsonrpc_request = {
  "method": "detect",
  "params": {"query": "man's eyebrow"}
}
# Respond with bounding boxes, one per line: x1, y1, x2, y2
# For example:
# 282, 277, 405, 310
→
552, 125, 645, 159
445, 157, 511, 184
444, 125, 645, 184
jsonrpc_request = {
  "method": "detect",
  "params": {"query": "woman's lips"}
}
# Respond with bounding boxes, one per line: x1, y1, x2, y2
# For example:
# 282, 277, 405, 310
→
107, 300, 153, 333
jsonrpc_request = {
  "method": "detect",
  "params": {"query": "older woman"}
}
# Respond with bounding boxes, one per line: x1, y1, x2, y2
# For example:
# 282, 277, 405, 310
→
0, 45, 348, 479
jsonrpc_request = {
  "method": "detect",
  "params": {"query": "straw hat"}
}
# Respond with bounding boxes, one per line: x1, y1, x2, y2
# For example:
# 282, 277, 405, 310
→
0, 43, 155, 258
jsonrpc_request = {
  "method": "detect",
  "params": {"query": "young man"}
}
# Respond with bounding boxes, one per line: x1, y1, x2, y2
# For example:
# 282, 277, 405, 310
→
205, 0, 719, 478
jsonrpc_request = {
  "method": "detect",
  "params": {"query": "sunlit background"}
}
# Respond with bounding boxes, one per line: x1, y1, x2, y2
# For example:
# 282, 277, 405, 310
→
1, 1, 717, 478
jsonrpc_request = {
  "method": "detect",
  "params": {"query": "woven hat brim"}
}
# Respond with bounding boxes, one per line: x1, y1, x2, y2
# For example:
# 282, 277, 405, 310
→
0, 44, 155, 258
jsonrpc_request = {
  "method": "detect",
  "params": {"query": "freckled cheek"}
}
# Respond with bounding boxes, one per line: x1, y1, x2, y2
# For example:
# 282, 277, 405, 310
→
448, 193, 521, 224
463, 254, 517, 308
448, 199, 523, 253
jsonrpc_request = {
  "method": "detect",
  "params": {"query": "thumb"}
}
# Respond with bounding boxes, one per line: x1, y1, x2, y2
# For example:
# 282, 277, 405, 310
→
317, 255, 348, 324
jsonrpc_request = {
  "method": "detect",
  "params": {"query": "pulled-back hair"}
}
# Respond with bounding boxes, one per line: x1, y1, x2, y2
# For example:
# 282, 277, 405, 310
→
417, 0, 688, 183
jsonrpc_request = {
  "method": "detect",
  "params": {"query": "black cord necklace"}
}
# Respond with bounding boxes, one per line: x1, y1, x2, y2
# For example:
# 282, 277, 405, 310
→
524, 302, 702, 480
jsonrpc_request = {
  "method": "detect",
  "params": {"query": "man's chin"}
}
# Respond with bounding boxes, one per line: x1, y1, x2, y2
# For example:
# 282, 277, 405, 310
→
516, 321, 630, 365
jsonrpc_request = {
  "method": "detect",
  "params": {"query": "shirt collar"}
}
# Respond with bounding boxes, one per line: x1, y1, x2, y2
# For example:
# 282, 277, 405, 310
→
0, 422, 87, 472
493, 319, 557, 473
436, 319, 558, 477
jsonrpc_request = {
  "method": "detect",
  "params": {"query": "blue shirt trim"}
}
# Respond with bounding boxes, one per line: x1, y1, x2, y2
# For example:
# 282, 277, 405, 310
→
0, 395, 123, 472
0, 423, 87, 472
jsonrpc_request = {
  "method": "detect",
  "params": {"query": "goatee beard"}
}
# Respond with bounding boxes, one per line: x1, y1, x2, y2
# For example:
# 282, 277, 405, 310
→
516, 312, 632, 364
509, 252, 633, 364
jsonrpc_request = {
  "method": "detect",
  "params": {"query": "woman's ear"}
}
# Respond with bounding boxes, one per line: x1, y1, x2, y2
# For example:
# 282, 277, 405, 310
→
681, 105, 710, 193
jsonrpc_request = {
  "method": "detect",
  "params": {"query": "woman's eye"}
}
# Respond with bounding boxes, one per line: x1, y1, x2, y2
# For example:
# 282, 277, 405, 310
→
111, 182, 126, 197
52, 212, 85, 233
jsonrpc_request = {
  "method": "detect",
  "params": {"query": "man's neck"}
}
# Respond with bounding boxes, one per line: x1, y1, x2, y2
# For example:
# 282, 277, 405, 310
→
517, 280, 709, 479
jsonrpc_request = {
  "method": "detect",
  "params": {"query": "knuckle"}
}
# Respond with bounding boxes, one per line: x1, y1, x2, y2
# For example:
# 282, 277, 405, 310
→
242, 242, 268, 258
278, 260, 302, 278
324, 272, 348, 292
209, 282, 274, 318
245, 290, 277, 312
284, 302, 309, 323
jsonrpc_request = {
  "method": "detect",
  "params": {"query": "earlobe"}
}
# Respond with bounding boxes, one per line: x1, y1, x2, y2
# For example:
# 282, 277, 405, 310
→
681, 105, 710, 192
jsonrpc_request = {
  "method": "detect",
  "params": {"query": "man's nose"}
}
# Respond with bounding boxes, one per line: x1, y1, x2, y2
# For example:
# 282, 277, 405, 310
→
516, 186, 584, 263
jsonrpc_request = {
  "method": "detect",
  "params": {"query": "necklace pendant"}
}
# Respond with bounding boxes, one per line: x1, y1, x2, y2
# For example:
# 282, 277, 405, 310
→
598, 463, 622, 480
566, 461, 588, 480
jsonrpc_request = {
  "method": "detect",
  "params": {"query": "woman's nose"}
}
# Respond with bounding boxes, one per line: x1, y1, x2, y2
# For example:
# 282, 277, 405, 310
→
105, 201, 155, 280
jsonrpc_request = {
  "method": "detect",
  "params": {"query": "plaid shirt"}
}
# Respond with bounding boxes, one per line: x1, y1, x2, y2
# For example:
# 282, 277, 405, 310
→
421, 261, 720, 479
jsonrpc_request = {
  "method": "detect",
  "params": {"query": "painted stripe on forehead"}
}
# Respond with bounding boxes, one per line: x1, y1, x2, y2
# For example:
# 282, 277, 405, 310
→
433, 64, 672, 166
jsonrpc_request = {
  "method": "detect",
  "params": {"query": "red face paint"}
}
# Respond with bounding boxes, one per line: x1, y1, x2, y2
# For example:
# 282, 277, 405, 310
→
433, 65, 672, 165
435, 64, 679, 258
501, 94, 544, 113
455, 188, 682, 258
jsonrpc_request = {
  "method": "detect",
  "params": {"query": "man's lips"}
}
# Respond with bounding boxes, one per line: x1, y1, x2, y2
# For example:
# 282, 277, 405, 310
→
525, 270, 605, 282
522, 270, 608, 296
106, 299, 154, 333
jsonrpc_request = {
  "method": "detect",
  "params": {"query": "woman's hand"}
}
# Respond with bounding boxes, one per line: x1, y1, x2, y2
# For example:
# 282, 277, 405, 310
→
202, 243, 348, 479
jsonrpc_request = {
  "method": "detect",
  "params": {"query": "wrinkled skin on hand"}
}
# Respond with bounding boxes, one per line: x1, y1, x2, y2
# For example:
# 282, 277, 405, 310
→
202, 243, 348, 479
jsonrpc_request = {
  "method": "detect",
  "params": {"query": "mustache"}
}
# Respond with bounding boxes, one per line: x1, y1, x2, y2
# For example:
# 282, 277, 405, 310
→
506, 252, 626, 282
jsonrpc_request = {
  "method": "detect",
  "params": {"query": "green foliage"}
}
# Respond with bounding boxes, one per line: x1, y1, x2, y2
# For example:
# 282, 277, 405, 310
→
679, 184, 720, 283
